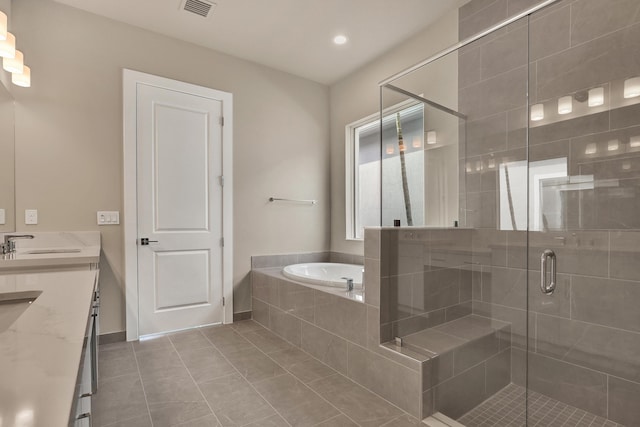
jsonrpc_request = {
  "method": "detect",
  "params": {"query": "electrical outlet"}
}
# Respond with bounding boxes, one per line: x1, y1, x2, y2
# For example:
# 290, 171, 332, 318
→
97, 211, 120, 225
25, 209, 38, 225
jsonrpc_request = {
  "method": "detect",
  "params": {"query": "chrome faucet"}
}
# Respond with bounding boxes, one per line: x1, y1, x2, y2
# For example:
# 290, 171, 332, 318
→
341, 277, 354, 292
1, 234, 35, 254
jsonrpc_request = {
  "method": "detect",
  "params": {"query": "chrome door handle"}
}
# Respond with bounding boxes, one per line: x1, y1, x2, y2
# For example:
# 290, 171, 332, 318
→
540, 249, 556, 295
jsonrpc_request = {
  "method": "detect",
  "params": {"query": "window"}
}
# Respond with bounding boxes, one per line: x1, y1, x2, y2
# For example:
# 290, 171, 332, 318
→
345, 102, 424, 240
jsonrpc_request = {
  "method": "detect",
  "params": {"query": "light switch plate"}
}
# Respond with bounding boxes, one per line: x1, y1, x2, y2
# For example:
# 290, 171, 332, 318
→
25, 209, 38, 225
0, 208, 4, 225
97, 211, 120, 225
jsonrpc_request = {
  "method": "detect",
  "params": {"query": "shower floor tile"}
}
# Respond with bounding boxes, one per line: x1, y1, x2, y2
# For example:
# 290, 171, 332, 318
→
457, 383, 624, 427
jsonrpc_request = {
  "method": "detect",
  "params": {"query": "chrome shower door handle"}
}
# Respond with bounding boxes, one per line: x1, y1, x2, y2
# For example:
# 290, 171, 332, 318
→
540, 249, 557, 295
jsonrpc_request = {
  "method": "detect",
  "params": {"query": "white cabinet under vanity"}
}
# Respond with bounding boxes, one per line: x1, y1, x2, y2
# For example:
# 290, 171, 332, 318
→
0, 231, 101, 427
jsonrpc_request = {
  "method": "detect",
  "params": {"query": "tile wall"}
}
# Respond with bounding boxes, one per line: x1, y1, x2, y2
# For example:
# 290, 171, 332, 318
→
375, 227, 513, 419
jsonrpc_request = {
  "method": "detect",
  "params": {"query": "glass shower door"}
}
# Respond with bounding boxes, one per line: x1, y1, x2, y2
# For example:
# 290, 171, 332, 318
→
526, 1, 640, 425
380, 14, 531, 424
378, 0, 640, 424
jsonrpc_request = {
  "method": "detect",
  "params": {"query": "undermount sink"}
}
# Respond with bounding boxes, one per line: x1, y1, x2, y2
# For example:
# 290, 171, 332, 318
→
24, 248, 82, 255
0, 290, 42, 333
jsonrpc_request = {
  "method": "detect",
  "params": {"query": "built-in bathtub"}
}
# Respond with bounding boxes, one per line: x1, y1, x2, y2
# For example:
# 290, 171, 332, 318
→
282, 262, 363, 289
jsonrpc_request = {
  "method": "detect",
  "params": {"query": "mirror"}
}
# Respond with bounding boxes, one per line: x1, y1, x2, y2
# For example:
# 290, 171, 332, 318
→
0, 77, 14, 232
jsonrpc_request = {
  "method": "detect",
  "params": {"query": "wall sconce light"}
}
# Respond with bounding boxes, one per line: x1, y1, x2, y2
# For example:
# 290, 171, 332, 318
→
385, 144, 395, 155
12, 65, 30, 87
622, 161, 631, 170
585, 143, 597, 155
475, 160, 483, 172
588, 87, 604, 107
530, 103, 544, 121
426, 131, 437, 145
0, 11, 31, 88
466, 163, 472, 173
607, 139, 619, 151
0, 11, 7, 41
3, 49, 22, 73
488, 158, 496, 169
558, 96, 573, 115
624, 77, 640, 98
412, 136, 422, 148
0, 31, 15, 58
629, 136, 640, 148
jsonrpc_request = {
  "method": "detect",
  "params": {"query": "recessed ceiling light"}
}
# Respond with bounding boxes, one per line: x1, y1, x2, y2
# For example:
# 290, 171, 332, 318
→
333, 35, 348, 45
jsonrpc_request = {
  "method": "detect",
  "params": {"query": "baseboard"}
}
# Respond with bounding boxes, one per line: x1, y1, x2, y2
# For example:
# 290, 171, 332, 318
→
99, 331, 126, 345
99, 314, 252, 342
233, 311, 252, 321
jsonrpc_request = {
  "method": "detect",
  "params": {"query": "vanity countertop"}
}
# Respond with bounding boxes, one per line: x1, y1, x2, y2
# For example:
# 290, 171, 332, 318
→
0, 268, 98, 427
0, 232, 101, 270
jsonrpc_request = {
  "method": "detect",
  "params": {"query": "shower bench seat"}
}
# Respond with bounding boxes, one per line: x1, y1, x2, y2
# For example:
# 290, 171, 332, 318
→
383, 314, 512, 419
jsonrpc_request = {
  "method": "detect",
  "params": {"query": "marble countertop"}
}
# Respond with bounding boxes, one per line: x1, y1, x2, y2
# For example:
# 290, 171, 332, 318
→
0, 268, 98, 427
0, 232, 101, 270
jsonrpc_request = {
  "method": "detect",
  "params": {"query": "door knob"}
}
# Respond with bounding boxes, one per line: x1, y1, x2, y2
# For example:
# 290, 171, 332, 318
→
139, 238, 158, 246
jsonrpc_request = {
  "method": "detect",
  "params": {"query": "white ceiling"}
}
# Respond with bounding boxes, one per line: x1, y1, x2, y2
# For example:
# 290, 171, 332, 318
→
52, 0, 465, 85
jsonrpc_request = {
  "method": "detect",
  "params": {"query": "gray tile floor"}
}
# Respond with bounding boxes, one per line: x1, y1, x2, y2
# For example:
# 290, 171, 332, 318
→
457, 383, 624, 427
93, 320, 422, 427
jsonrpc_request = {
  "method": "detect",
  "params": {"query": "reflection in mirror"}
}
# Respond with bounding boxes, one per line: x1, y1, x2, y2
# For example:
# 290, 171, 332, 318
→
0, 78, 14, 232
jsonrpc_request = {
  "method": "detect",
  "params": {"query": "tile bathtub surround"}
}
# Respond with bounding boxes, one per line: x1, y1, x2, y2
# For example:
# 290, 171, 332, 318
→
251, 252, 329, 269
251, 267, 424, 419
250, 252, 365, 270
93, 321, 423, 427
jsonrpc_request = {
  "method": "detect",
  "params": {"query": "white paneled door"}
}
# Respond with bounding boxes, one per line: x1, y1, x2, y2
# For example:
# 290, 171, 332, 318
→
136, 82, 224, 336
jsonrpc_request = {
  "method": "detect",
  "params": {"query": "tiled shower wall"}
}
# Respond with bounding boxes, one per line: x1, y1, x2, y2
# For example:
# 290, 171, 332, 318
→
458, 0, 640, 424
378, 228, 474, 342
376, 227, 512, 419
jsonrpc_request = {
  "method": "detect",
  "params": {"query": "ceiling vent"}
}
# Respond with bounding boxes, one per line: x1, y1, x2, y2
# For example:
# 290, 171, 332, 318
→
181, 0, 216, 18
